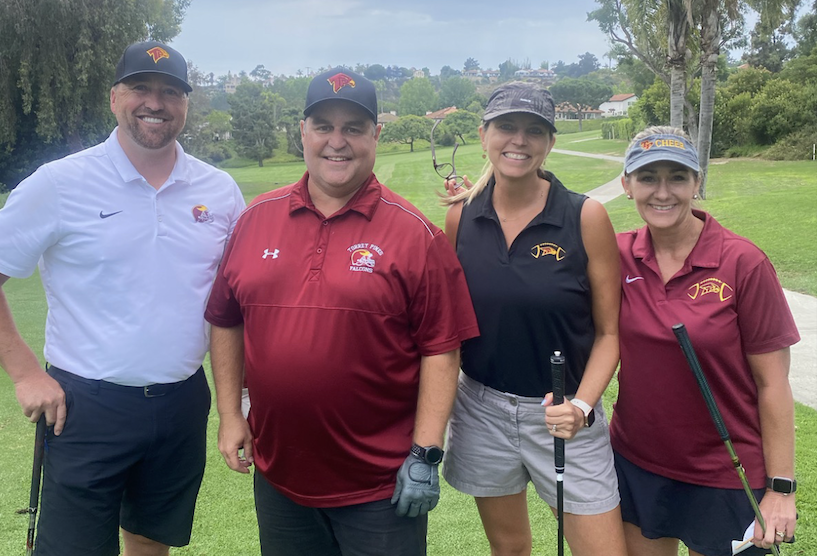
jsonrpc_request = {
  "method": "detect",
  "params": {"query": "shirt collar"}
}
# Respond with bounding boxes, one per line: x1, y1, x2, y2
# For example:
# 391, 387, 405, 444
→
631, 209, 722, 269
105, 127, 189, 188
468, 171, 569, 228
288, 172, 382, 220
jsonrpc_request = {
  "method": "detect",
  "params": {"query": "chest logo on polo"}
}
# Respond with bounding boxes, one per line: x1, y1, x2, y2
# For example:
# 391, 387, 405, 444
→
192, 204, 214, 223
687, 278, 733, 302
530, 242, 566, 261
348, 242, 383, 274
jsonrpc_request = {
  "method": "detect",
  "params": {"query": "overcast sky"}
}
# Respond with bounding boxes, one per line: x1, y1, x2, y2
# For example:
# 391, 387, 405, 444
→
170, 0, 613, 77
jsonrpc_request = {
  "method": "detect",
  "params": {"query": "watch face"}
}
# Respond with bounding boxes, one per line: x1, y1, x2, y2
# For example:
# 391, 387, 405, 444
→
586, 409, 596, 428
771, 477, 795, 493
424, 446, 444, 465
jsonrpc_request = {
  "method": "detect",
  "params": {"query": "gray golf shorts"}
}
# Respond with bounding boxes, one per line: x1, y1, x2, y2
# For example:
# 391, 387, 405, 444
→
443, 373, 620, 515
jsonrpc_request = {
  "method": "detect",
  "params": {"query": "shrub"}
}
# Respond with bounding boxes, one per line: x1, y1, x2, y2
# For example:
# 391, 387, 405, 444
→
601, 118, 635, 140
764, 129, 817, 160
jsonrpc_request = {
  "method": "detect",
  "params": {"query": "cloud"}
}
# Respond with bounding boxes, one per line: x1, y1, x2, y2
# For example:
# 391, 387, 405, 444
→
171, 0, 610, 76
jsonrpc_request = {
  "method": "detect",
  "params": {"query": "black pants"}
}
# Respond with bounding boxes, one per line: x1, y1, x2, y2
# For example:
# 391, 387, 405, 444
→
254, 471, 427, 556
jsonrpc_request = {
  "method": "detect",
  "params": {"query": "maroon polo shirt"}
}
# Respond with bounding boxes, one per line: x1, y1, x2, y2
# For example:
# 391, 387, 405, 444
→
206, 172, 479, 507
610, 211, 799, 489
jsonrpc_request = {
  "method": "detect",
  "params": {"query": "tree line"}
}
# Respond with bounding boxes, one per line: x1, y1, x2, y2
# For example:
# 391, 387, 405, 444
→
1, 0, 814, 188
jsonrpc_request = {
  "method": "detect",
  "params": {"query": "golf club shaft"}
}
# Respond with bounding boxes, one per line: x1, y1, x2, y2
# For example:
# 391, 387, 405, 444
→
672, 324, 780, 556
550, 352, 565, 556
26, 415, 46, 556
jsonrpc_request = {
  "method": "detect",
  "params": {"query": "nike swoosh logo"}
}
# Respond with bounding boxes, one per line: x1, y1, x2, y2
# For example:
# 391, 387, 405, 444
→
625, 275, 644, 284
99, 210, 123, 219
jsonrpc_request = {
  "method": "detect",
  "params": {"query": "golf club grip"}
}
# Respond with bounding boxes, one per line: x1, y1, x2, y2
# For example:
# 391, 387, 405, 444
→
29, 416, 46, 509
550, 352, 566, 470
672, 324, 730, 442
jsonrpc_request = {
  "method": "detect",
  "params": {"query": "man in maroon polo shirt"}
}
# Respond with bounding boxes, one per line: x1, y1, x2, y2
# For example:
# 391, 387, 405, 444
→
205, 68, 479, 556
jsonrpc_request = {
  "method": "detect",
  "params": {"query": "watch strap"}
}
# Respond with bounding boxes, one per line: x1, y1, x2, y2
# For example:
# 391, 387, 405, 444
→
570, 398, 595, 427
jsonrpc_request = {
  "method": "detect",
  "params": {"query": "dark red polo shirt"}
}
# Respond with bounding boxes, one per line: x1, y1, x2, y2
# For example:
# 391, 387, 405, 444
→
206, 172, 479, 507
610, 211, 799, 489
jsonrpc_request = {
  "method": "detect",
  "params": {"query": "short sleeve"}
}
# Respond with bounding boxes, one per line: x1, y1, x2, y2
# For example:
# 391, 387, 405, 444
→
408, 231, 479, 355
0, 166, 61, 278
736, 256, 800, 354
205, 222, 245, 328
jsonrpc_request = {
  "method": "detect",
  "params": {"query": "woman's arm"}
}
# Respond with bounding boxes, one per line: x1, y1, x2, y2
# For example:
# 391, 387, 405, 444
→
748, 348, 797, 548
546, 199, 621, 438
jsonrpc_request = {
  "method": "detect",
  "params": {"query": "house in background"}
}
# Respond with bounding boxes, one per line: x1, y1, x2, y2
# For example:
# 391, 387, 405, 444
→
554, 102, 603, 121
425, 106, 458, 121
599, 93, 638, 116
378, 111, 398, 125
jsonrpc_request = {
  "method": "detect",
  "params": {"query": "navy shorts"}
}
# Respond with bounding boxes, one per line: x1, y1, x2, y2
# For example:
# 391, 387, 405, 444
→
253, 472, 427, 556
35, 366, 210, 556
614, 451, 771, 556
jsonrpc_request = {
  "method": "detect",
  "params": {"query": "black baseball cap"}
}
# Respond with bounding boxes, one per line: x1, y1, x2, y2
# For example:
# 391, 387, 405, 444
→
483, 82, 556, 132
304, 68, 377, 123
114, 40, 192, 93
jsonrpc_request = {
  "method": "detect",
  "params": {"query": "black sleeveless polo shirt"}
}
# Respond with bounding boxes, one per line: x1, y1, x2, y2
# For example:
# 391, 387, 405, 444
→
456, 172, 592, 396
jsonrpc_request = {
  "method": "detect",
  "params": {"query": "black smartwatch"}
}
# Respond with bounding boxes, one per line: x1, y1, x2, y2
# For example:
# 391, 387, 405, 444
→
766, 476, 797, 495
411, 444, 444, 465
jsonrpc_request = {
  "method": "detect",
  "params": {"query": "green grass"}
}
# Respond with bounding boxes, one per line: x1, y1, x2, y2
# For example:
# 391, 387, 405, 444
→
556, 130, 629, 157
606, 158, 817, 296
1, 145, 815, 555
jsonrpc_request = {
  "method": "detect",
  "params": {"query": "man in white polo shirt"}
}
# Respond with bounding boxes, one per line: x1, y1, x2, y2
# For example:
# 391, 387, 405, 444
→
0, 40, 244, 556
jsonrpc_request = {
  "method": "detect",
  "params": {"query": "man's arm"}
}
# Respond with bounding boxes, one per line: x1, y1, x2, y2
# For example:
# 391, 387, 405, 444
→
413, 349, 461, 447
210, 323, 253, 473
0, 274, 66, 434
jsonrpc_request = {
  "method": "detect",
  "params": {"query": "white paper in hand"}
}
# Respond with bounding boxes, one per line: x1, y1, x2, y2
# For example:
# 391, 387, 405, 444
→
731, 521, 755, 555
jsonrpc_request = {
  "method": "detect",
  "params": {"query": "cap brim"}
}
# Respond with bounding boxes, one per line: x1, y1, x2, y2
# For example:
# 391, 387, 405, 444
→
625, 150, 700, 174
303, 98, 377, 123
115, 70, 192, 93
484, 108, 557, 132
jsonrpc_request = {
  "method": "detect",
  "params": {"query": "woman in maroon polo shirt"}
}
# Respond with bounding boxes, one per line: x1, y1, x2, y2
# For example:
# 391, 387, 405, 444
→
611, 126, 799, 556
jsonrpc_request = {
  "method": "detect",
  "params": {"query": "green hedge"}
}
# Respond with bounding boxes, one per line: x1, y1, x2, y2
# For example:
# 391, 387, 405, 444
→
602, 118, 635, 140
555, 118, 605, 134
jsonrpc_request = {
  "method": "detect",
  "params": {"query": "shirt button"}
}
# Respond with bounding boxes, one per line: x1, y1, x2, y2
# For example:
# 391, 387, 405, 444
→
322, 221, 329, 226
317, 248, 322, 254
158, 216, 163, 222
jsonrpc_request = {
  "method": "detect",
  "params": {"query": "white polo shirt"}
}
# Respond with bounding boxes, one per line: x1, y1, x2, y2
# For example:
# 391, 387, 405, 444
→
0, 129, 245, 385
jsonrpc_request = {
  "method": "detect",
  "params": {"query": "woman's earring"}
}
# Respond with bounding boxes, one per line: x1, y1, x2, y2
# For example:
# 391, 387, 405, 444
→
693, 194, 698, 199
482, 150, 487, 160
626, 193, 632, 199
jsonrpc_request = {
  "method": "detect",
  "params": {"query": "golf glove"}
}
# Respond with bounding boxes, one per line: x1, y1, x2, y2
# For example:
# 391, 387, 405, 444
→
390, 452, 440, 518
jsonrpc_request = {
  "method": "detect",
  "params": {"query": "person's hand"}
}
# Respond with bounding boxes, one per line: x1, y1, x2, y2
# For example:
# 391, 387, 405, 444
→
542, 393, 584, 440
14, 371, 66, 435
444, 175, 472, 197
217, 411, 254, 473
390, 452, 440, 517
753, 491, 797, 548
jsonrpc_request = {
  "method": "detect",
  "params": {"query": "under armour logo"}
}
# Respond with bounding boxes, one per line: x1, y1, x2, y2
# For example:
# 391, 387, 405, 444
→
262, 248, 279, 259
